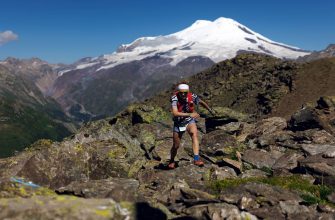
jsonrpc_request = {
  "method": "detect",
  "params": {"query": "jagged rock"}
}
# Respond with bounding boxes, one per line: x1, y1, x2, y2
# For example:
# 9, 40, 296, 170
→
279, 200, 311, 217
249, 206, 285, 220
301, 144, 335, 156
56, 178, 140, 201
205, 107, 250, 132
210, 166, 237, 180
238, 196, 260, 210
299, 155, 335, 186
131, 104, 169, 124
327, 192, 335, 203
272, 152, 303, 171
183, 203, 258, 220
242, 149, 283, 169
236, 122, 256, 142
215, 121, 243, 134
289, 106, 322, 131
241, 169, 269, 178
200, 129, 238, 156
0, 195, 134, 220
137, 163, 212, 199
301, 161, 335, 177
243, 183, 302, 204
318, 204, 335, 213
219, 158, 242, 174
218, 182, 304, 219
253, 117, 287, 136
317, 96, 335, 110
324, 150, 335, 158
257, 131, 292, 148
246, 117, 289, 148
293, 129, 331, 144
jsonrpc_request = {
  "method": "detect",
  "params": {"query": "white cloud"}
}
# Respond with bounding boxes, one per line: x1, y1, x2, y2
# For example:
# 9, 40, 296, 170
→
0, 30, 18, 46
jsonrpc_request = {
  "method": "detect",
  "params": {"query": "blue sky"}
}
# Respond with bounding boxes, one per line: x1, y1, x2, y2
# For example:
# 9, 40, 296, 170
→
0, 0, 334, 64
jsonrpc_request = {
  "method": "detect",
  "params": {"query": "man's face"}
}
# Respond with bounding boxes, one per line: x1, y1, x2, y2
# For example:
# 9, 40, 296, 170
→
178, 91, 188, 101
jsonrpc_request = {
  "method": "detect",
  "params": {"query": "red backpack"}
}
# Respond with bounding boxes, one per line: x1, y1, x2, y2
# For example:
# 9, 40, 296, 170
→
175, 92, 195, 113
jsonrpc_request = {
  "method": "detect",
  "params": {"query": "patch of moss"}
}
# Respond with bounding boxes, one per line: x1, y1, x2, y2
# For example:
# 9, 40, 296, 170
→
0, 182, 56, 198
94, 209, 112, 218
25, 139, 53, 152
108, 146, 127, 159
74, 143, 84, 153
132, 105, 169, 124
210, 175, 334, 205
128, 159, 146, 178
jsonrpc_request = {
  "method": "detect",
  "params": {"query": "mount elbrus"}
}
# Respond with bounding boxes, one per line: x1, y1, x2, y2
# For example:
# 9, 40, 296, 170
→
26, 17, 311, 122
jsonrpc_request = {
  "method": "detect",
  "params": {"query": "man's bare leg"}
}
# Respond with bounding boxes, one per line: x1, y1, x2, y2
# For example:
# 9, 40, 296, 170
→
187, 123, 199, 155
170, 131, 183, 162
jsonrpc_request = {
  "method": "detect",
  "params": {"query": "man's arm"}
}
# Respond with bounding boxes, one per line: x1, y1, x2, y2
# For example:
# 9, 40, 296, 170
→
172, 106, 200, 118
199, 100, 216, 116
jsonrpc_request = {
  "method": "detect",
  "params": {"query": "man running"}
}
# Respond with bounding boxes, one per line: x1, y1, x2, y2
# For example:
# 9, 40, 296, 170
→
168, 83, 214, 169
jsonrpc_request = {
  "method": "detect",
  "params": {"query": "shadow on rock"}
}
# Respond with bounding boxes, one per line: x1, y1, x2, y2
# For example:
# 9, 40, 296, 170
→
136, 202, 167, 220
171, 217, 199, 220
154, 162, 180, 170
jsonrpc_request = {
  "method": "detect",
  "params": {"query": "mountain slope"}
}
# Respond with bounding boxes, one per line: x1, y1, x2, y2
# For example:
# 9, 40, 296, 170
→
297, 44, 335, 62
0, 64, 74, 158
148, 53, 335, 119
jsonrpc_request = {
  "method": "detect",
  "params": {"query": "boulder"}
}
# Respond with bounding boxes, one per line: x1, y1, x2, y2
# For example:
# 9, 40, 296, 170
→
56, 178, 140, 202
288, 106, 322, 131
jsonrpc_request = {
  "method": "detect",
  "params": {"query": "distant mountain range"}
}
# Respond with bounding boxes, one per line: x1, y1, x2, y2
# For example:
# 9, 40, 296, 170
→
47, 17, 311, 121
0, 61, 75, 157
297, 44, 335, 62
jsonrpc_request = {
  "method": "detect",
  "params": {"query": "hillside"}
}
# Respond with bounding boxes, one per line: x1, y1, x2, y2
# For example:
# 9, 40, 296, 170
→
149, 54, 335, 119
0, 53, 334, 219
0, 64, 74, 157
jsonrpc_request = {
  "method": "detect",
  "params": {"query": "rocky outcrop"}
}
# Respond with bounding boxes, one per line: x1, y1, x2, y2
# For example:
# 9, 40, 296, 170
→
1, 96, 335, 219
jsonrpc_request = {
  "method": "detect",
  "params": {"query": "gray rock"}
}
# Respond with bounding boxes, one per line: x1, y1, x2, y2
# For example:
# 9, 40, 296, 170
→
327, 192, 335, 203
299, 154, 335, 176
302, 144, 335, 156
254, 117, 287, 135
216, 122, 243, 134
279, 200, 309, 215
201, 129, 237, 156
241, 169, 269, 178
272, 152, 303, 170
56, 178, 140, 202
185, 203, 258, 220
238, 196, 260, 210
249, 206, 285, 220
289, 106, 322, 131
0, 196, 133, 220
242, 149, 283, 169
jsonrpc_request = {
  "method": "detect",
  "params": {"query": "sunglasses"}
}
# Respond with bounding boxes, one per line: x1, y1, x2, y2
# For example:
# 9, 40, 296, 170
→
179, 92, 188, 96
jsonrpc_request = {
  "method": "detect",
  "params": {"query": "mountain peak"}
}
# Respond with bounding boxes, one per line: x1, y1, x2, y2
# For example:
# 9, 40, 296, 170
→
65, 17, 310, 72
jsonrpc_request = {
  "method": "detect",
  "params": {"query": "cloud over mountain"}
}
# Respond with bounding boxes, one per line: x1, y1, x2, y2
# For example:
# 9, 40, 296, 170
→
0, 30, 18, 45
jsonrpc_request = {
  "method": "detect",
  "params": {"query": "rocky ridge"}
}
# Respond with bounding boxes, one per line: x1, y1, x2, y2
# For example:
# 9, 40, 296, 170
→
0, 54, 335, 219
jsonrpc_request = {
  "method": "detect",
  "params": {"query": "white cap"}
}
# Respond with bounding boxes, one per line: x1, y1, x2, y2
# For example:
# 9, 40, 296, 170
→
177, 84, 189, 91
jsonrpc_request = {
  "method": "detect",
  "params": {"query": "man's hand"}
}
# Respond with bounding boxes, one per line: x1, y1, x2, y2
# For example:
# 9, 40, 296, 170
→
190, 112, 200, 119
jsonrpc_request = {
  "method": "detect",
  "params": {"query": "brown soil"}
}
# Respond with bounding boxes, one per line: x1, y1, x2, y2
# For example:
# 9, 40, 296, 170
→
272, 58, 335, 118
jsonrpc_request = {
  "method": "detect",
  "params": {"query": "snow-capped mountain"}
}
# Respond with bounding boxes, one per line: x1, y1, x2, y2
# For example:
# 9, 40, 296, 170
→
51, 17, 311, 121
60, 17, 310, 75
